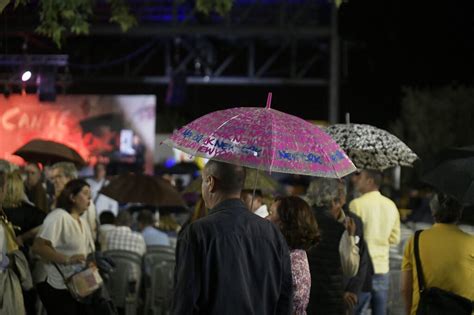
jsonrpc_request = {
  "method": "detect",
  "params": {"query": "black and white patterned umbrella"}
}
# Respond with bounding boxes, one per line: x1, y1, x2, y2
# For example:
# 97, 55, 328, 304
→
325, 123, 418, 171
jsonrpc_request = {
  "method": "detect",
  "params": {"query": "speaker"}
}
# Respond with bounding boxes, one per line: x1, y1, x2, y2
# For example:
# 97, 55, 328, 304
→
38, 67, 56, 102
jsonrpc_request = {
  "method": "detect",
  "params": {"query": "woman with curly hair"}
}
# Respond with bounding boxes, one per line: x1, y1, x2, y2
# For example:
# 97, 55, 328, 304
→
267, 196, 320, 315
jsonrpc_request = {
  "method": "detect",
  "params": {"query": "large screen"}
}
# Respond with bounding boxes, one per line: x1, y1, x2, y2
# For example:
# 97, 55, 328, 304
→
0, 94, 156, 174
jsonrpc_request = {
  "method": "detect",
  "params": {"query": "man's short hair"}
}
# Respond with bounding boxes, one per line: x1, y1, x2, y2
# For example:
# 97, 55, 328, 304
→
205, 160, 246, 194
116, 210, 133, 227
364, 169, 383, 188
99, 211, 116, 225
430, 192, 463, 223
137, 209, 155, 226
52, 162, 78, 180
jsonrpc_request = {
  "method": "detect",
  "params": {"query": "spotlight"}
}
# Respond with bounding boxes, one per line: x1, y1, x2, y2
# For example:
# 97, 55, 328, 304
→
21, 70, 32, 82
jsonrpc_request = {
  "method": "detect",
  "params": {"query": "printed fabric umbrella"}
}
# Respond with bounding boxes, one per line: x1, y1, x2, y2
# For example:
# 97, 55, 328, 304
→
422, 157, 474, 206
325, 123, 418, 171
183, 168, 280, 194
13, 139, 86, 166
163, 94, 356, 178
100, 173, 186, 207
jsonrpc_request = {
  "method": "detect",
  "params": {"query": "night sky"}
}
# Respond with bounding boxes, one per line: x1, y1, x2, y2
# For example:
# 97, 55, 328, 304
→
338, 0, 474, 127
2, 0, 474, 130
159, 0, 474, 129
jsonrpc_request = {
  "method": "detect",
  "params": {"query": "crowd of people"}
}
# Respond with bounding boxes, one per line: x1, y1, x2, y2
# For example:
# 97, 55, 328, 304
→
0, 158, 473, 315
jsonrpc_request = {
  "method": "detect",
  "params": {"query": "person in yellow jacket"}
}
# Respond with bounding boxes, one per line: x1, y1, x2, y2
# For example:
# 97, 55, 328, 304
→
401, 193, 474, 315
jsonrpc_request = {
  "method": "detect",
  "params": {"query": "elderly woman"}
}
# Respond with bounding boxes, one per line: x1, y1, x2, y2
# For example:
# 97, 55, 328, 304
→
305, 177, 360, 315
401, 193, 474, 315
33, 179, 95, 315
267, 196, 320, 315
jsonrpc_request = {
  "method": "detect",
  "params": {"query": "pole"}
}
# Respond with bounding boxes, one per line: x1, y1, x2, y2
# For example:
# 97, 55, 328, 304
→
328, 1, 340, 124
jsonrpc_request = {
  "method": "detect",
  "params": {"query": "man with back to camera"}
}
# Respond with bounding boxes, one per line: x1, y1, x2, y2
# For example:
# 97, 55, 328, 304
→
171, 160, 293, 315
349, 170, 400, 315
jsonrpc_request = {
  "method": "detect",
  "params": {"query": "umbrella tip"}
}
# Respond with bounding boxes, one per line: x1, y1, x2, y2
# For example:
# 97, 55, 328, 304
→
266, 92, 272, 109
345, 112, 351, 124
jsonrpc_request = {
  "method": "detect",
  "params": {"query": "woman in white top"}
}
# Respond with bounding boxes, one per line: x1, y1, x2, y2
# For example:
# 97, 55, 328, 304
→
33, 179, 95, 315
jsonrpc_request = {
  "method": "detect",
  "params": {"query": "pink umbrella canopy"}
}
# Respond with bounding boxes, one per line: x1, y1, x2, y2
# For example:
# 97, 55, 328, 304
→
164, 94, 356, 178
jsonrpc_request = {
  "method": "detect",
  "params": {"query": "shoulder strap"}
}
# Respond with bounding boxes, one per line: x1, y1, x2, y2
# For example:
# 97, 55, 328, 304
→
93, 179, 107, 204
53, 263, 68, 282
413, 230, 425, 292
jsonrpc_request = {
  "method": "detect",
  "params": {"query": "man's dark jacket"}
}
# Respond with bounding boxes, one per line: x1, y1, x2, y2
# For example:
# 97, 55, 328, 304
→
171, 199, 293, 315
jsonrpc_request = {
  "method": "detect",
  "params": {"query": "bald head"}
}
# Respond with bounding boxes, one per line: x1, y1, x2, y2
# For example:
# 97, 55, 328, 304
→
204, 160, 246, 194
202, 161, 246, 209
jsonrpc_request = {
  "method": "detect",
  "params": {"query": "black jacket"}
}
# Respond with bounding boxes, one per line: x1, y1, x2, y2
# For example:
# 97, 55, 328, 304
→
307, 207, 346, 315
171, 199, 293, 315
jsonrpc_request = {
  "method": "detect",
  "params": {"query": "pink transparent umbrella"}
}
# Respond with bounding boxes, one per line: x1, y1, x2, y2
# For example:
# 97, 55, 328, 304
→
164, 93, 356, 178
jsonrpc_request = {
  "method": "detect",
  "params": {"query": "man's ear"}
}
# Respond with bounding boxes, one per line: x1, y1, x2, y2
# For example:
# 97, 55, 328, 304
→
367, 177, 375, 187
208, 175, 217, 193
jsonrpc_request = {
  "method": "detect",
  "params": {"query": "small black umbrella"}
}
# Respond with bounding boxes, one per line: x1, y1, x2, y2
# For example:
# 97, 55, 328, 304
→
422, 157, 474, 205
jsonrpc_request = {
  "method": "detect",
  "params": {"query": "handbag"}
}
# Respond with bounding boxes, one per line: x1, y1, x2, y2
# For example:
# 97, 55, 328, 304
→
413, 230, 473, 315
54, 262, 103, 302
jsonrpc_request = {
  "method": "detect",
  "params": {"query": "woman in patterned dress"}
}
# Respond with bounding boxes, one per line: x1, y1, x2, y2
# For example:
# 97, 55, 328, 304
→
267, 196, 320, 315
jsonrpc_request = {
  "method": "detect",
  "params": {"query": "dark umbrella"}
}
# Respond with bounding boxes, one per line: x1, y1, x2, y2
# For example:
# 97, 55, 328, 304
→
100, 173, 186, 207
13, 139, 86, 166
422, 157, 474, 205
439, 145, 474, 162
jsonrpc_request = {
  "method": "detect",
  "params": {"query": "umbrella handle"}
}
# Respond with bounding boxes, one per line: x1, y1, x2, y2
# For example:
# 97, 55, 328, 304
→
266, 92, 272, 109
250, 169, 260, 210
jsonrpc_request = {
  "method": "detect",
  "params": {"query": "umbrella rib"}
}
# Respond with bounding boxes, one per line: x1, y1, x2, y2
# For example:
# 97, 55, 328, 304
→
206, 111, 248, 145
270, 109, 277, 173
319, 139, 341, 178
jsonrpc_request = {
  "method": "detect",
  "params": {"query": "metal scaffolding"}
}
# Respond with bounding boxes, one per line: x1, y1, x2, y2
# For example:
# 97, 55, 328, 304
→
1, 0, 340, 121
